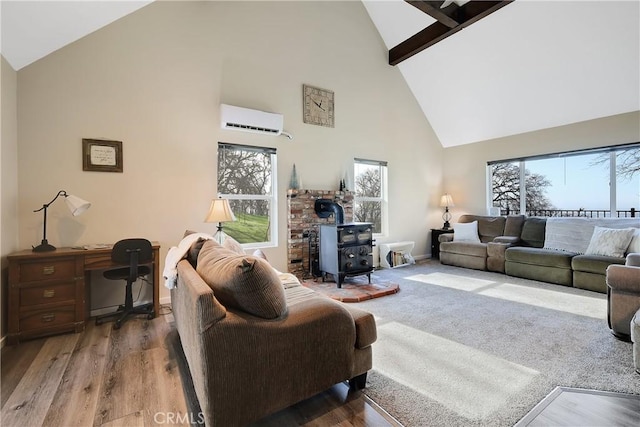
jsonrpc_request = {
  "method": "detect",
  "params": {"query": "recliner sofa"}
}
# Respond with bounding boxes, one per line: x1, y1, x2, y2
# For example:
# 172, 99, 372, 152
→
439, 215, 639, 293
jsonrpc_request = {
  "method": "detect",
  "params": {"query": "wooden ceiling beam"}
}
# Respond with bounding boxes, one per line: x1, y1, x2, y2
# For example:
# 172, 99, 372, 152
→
406, 1, 460, 29
390, 1, 514, 66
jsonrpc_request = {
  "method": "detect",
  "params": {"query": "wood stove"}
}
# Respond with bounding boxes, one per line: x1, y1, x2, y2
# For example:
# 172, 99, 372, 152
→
315, 199, 374, 288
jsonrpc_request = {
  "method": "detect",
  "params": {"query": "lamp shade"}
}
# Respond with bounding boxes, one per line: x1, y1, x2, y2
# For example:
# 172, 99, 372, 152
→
65, 194, 91, 216
440, 193, 455, 208
204, 198, 236, 223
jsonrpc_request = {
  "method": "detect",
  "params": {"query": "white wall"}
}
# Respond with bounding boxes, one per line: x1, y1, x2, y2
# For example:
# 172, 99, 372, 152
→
1, 55, 19, 340
442, 112, 640, 220
15, 1, 443, 305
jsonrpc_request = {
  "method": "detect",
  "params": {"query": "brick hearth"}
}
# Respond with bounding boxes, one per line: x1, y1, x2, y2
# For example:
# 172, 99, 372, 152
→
287, 189, 353, 279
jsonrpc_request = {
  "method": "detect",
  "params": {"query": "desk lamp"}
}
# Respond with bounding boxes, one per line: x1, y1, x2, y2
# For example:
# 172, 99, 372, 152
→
204, 198, 236, 243
440, 193, 455, 230
33, 190, 91, 252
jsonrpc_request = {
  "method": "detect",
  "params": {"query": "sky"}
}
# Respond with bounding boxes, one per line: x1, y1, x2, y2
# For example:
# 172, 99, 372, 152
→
526, 152, 639, 213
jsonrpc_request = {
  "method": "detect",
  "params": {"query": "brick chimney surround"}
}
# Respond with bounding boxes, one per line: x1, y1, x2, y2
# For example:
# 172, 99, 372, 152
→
287, 189, 353, 279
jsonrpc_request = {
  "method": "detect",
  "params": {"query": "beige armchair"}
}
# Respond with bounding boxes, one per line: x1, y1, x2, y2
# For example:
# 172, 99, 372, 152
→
606, 253, 640, 340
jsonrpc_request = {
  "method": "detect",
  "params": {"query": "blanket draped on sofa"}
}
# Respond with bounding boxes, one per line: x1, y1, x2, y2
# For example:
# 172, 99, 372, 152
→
544, 217, 639, 254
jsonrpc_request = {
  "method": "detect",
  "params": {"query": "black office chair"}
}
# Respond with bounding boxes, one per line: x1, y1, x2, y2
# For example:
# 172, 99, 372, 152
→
95, 238, 155, 329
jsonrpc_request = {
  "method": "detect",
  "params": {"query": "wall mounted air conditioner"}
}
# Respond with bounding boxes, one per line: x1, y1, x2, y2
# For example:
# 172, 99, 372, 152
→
220, 104, 284, 136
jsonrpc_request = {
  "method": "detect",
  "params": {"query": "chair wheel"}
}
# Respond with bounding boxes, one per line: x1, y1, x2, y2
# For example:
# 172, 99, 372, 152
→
147, 313, 154, 320
113, 321, 121, 330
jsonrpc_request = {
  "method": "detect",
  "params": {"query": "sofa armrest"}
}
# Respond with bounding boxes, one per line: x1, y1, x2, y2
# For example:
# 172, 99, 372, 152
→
627, 253, 640, 267
341, 305, 377, 349
439, 233, 454, 243
606, 264, 640, 293
174, 260, 226, 333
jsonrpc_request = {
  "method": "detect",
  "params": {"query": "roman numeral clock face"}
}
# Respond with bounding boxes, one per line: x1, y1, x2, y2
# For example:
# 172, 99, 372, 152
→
303, 84, 334, 128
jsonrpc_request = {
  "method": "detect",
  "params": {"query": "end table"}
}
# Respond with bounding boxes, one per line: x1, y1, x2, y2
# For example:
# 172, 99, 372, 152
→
431, 228, 453, 260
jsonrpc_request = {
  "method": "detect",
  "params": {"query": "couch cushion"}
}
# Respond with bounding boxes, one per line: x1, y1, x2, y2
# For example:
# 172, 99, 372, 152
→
440, 241, 488, 257
520, 217, 547, 248
197, 240, 287, 319
459, 215, 506, 243
585, 226, 635, 258
505, 247, 575, 269
572, 254, 626, 275
504, 215, 526, 237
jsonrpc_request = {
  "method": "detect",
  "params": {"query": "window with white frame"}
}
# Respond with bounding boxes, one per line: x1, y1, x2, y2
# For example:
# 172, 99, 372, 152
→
217, 143, 277, 246
488, 143, 639, 218
354, 158, 388, 234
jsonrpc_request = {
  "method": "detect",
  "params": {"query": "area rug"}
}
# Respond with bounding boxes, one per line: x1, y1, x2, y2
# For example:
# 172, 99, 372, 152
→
303, 275, 400, 302
351, 260, 638, 427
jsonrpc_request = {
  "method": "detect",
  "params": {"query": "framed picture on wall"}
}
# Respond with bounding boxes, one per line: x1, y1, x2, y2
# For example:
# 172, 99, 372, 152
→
82, 139, 123, 172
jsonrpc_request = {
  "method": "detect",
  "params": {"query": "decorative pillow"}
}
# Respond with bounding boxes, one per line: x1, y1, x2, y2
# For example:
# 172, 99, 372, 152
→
181, 230, 216, 267
253, 248, 269, 262
585, 227, 635, 258
196, 240, 287, 319
627, 228, 640, 254
453, 221, 481, 243
222, 235, 245, 255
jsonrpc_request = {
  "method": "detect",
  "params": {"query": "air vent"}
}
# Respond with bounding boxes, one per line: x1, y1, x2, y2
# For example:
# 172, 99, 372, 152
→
220, 104, 283, 136
224, 122, 280, 134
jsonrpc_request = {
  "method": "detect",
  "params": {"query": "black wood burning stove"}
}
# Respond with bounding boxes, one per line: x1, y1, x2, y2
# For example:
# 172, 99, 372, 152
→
315, 199, 374, 288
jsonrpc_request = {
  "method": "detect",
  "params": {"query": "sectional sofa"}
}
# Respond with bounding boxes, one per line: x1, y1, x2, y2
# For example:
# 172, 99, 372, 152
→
439, 214, 640, 293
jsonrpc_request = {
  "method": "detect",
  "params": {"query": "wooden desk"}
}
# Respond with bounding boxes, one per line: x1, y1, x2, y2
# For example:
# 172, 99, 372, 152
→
7, 243, 160, 345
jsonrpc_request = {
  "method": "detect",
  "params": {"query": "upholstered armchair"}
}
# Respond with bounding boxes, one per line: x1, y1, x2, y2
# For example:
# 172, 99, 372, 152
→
607, 253, 640, 340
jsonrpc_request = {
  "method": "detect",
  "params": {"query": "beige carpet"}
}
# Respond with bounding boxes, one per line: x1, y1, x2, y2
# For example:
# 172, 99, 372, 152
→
353, 261, 638, 427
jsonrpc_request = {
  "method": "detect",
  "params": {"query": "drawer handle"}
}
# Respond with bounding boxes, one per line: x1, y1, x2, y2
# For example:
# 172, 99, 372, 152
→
41, 313, 56, 322
43, 289, 55, 298
42, 266, 55, 275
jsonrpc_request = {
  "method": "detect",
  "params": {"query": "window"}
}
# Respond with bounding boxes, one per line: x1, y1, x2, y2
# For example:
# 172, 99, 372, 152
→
488, 143, 639, 218
217, 143, 277, 246
354, 158, 388, 234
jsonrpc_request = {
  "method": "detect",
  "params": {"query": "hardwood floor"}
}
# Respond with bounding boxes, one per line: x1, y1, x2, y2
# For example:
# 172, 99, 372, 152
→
1, 309, 400, 427
515, 387, 640, 427
4, 309, 636, 427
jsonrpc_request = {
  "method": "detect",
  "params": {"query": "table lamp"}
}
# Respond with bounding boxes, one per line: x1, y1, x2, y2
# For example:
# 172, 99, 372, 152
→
204, 198, 236, 243
440, 193, 454, 229
33, 190, 91, 252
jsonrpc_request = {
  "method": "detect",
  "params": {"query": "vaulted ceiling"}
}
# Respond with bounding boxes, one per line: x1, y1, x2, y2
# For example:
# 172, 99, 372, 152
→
2, 1, 639, 148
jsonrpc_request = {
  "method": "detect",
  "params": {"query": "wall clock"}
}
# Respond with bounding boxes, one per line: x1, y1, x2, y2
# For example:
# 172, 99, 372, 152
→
303, 84, 334, 128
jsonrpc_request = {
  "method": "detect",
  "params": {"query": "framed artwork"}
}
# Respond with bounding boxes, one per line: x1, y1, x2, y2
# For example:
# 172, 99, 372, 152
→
82, 139, 123, 172
303, 84, 334, 128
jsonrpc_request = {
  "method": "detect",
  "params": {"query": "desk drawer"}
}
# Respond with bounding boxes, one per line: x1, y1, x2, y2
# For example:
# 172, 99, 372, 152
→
20, 259, 76, 282
19, 305, 76, 332
20, 282, 76, 306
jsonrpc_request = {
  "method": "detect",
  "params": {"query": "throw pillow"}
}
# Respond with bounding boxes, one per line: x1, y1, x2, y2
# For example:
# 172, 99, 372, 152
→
181, 230, 215, 267
585, 226, 636, 258
628, 228, 640, 254
453, 221, 481, 243
223, 236, 245, 255
197, 240, 287, 319
253, 248, 269, 262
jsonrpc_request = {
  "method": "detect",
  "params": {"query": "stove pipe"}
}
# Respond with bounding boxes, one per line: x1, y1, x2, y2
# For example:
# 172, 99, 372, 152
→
314, 199, 345, 224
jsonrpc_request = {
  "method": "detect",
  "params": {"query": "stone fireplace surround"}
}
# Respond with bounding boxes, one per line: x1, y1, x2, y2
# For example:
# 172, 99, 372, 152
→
287, 189, 354, 279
